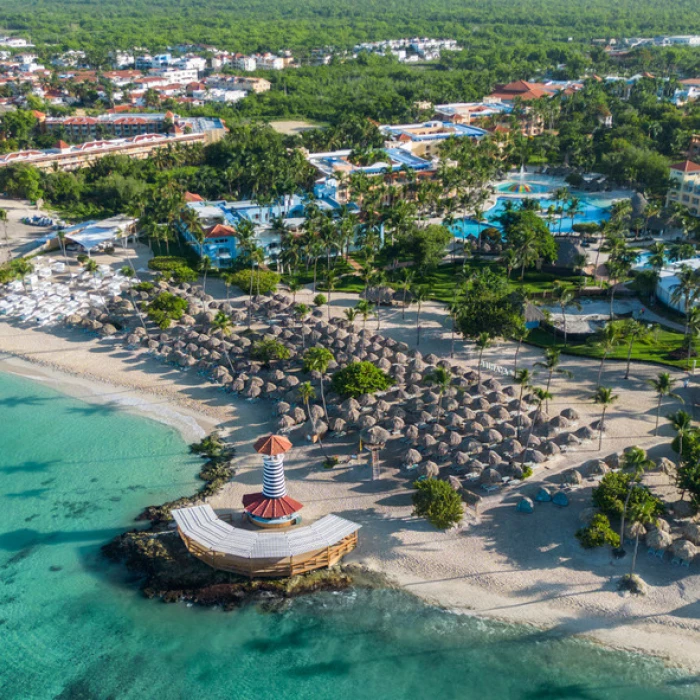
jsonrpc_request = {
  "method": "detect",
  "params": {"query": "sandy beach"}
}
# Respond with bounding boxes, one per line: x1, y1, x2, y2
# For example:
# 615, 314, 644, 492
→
2, 282, 700, 669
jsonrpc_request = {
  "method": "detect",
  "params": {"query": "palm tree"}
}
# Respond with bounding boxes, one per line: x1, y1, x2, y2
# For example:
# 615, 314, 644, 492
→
520, 386, 551, 471
246, 246, 264, 328
0, 208, 8, 259
344, 307, 358, 326
514, 368, 532, 440
647, 372, 683, 436
592, 387, 619, 451
670, 264, 700, 339
211, 309, 232, 335
303, 346, 334, 424
447, 299, 462, 358
83, 258, 99, 280
297, 381, 316, 425
475, 332, 492, 383
413, 285, 429, 346
668, 409, 693, 469
618, 319, 652, 380
221, 271, 234, 301
397, 268, 414, 320
535, 348, 573, 395
355, 299, 374, 330
617, 446, 655, 556
627, 494, 658, 577
198, 255, 212, 294
684, 306, 700, 370
590, 323, 622, 387
287, 278, 302, 303
295, 303, 310, 349
324, 269, 337, 321
552, 283, 581, 346
511, 324, 529, 376
424, 366, 451, 423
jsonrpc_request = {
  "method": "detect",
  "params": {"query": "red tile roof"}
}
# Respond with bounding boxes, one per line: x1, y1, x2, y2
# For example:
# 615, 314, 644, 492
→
254, 434, 293, 455
205, 223, 236, 239
242, 493, 303, 519
670, 160, 700, 173
184, 191, 204, 202
488, 80, 555, 101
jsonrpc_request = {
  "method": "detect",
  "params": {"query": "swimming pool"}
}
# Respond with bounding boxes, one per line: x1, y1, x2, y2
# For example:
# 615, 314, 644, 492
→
451, 195, 611, 238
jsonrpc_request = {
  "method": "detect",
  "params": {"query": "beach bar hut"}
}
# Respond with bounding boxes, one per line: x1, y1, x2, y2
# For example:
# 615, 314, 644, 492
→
242, 434, 303, 528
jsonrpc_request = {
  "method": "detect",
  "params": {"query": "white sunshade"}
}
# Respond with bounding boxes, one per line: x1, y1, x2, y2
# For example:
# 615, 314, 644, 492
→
172, 504, 360, 559
65, 225, 123, 251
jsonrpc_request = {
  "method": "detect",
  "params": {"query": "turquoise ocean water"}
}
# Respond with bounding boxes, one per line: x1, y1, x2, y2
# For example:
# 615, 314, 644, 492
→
0, 369, 697, 699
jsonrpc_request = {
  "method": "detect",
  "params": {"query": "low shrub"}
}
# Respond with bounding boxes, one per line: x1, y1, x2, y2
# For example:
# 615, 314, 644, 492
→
576, 513, 620, 549
148, 256, 189, 271
229, 268, 280, 295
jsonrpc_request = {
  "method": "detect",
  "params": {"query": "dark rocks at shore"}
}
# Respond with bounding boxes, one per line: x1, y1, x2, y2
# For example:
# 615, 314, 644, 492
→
102, 527, 384, 611
136, 455, 235, 524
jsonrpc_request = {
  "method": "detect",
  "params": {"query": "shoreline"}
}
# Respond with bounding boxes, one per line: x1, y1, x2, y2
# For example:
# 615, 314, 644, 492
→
2, 320, 700, 672
0, 349, 216, 444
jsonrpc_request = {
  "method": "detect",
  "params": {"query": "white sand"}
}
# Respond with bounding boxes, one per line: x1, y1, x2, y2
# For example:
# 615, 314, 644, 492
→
2, 286, 700, 669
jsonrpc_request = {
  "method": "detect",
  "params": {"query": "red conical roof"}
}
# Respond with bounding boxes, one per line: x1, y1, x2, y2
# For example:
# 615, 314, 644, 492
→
254, 434, 292, 456
242, 493, 303, 518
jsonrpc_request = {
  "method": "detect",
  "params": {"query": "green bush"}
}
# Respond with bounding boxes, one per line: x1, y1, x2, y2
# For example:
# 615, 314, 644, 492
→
146, 292, 188, 329
230, 268, 280, 295
133, 281, 154, 292
592, 472, 664, 520
251, 338, 291, 366
576, 514, 620, 549
148, 256, 190, 271
412, 478, 463, 530
331, 361, 394, 397
313, 293, 327, 307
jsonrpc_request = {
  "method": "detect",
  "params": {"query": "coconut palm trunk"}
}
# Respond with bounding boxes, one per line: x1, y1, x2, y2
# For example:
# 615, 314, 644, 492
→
598, 406, 607, 450
618, 485, 634, 553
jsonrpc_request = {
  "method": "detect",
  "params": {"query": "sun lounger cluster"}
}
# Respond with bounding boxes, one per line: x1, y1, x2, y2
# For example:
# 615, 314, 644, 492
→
0, 258, 133, 328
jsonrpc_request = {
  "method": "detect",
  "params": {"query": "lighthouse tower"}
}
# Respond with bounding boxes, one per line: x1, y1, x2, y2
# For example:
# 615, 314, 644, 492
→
242, 435, 303, 528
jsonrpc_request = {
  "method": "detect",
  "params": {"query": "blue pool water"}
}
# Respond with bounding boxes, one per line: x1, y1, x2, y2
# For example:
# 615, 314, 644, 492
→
452, 195, 611, 238
0, 369, 696, 699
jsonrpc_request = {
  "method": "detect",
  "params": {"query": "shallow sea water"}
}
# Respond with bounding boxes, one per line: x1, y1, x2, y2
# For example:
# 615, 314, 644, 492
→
0, 370, 696, 699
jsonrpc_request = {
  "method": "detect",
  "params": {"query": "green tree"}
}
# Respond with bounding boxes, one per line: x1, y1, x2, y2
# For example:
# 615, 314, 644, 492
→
592, 386, 618, 451
331, 361, 394, 398
424, 366, 451, 423
251, 338, 291, 367
303, 346, 334, 424
647, 372, 682, 436
412, 478, 463, 530
576, 514, 620, 549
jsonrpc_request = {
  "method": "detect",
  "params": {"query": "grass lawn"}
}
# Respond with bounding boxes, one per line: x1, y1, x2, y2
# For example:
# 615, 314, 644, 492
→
404, 261, 584, 303
527, 326, 690, 370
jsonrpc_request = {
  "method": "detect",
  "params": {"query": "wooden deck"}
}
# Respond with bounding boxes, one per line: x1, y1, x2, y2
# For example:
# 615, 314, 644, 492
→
179, 530, 359, 579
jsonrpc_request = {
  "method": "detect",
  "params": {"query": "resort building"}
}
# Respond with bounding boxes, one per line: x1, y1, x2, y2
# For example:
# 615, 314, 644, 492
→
666, 160, 700, 216
0, 131, 209, 172
486, 80, 557, 103
433, 101, 512, 125
379, 120, 488, 159
43, 112, 226, 142
180, 191, 357, 268
656, 258, 700, 312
